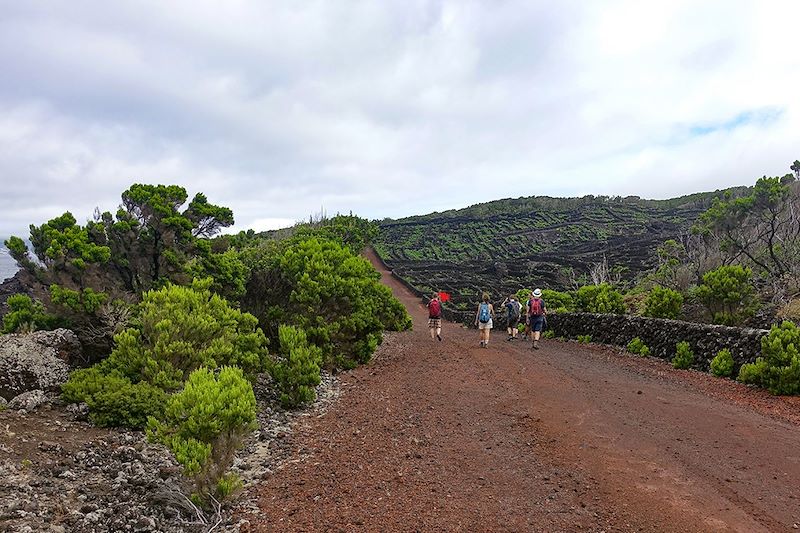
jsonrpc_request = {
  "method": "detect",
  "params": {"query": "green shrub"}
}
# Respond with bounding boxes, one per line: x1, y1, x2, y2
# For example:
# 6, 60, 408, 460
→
627, 337, 651, 356
738, 321, 800, 394
62, 279, 268, 427
672, 341, 694, 369
1, 294, 60, 333
242, 236, 411, 370
99, 279, 268, 389
573, 284, 625, 314
710, 349, 735, 377
541, 289, 574, 313
642, 286, 683, 319
270, 325, 323, 408
577, 334, 592, 344
147, 366, 257, 500
61, 368, 167, 428
692, 265, 757, 325
542, 330, 555, 339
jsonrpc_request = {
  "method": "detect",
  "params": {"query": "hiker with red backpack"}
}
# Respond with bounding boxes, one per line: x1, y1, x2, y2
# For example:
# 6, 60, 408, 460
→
527, 288, 546, 350
428, 293, 443, 341
474, 293, 495, 348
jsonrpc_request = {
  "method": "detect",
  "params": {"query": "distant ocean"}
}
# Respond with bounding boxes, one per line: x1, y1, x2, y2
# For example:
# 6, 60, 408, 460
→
0, 243, 19, 282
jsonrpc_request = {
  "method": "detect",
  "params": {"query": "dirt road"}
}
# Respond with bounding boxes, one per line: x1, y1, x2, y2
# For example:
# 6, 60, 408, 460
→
242, 250, 800, 532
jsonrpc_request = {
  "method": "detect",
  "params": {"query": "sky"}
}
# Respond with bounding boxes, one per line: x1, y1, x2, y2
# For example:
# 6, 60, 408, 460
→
1, 0, 799, 237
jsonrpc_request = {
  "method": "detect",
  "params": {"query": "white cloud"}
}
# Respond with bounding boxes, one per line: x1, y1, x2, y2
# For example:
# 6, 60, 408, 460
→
0, 0, 798, 237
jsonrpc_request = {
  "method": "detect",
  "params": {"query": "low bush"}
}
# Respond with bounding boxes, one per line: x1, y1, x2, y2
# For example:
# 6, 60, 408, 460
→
147, 366, 257, 501
692, 265, 758, 326
541, 289, 574, 313
738, 321, 800, 394
627, 337, 651, 356
542, 330, 555, 339
1, 294, 60, 333
62, 279, 268, 428
61, 368, 167, 428
270, 325, 323, 408
573, 284, 625, 314
672, 341, 694, 369
577, 334, 592, 344
642, 286, 684, 320
710, 349, 735, 377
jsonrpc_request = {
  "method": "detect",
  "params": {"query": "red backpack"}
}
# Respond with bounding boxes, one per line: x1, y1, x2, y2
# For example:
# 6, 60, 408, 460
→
529, 298, 543, 317
429, 299, 441, 318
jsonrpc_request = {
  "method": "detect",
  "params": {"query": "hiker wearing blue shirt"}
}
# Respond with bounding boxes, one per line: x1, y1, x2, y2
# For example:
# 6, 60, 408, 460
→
527, 288, 546, 350
474, 293, 495, 348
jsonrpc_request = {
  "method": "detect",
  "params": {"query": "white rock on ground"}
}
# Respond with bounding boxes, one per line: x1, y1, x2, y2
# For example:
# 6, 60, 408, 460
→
0, 329, 79, 400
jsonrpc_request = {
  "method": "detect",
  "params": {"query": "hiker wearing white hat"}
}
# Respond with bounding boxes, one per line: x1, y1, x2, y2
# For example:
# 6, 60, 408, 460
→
527, 288, 546, 350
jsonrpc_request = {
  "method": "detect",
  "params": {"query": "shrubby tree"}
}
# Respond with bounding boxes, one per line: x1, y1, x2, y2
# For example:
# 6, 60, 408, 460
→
4, 184, 240, 352
147, 366, 256, 501
270, 325, 323, 408
642, 286, 684, 319
573, 283, 625, 314
710, 349, 734, 378
672, 341, 694, 369
692, 265, 757, 325
738, 321, 800, 395
62, 279, 269, 428
1, 294, 60, 334
242, 235, 411, 370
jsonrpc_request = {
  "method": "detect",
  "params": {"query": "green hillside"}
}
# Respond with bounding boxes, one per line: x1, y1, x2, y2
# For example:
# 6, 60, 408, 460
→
374, 189, 747, 311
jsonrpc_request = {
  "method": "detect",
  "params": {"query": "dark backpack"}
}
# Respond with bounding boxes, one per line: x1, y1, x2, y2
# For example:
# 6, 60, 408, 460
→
478, 302, 491, 323
429, 299, 441, 318
508, 301, 520, 320
529, 298, 544, 317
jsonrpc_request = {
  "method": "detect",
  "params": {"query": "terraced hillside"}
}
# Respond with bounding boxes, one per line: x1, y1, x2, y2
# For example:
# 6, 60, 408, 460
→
374, 191, 744, 312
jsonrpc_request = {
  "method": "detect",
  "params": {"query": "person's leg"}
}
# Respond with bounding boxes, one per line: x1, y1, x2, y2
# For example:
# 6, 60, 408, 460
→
430, 325, 435, 340
436, 321, 442, 341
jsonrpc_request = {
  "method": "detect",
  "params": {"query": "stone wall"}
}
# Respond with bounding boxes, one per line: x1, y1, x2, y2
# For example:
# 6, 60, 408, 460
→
546, 313, 767, 371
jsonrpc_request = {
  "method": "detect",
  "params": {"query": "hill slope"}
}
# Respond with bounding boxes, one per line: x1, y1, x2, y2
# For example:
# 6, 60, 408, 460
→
374, 190, 744, 310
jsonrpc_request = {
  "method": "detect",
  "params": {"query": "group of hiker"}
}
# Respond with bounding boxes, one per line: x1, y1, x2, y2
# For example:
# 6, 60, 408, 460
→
427, 289, 547, 350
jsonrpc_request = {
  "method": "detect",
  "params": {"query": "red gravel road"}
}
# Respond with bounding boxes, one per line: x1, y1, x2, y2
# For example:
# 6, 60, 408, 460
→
240, 250, 800, 532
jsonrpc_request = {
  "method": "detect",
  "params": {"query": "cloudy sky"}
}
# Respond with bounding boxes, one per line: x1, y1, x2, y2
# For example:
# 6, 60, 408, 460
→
1, 0, 799, 237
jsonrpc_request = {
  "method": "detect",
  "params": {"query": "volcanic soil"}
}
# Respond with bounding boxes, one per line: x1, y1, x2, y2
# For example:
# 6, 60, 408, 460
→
239, 249, 800, 532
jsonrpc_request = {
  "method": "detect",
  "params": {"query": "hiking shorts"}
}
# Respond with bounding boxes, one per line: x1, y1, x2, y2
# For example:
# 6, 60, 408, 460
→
428, 317, 442, 329
478, 319, 493, 330
530, 315, 545, 332
507, 316, 519, 329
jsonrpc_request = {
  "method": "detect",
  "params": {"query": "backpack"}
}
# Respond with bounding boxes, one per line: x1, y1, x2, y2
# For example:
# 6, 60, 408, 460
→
529, 298, 543, 317
478, 302, 491, 323
429, 299, 441, 318
509, 301, 521, 320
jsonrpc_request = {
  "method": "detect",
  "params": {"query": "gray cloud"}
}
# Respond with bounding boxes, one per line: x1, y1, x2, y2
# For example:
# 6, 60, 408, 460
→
1, 0, 799, 238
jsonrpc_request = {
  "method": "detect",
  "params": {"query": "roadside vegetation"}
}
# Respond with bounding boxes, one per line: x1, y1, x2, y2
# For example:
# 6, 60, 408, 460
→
2, 186, 410, 507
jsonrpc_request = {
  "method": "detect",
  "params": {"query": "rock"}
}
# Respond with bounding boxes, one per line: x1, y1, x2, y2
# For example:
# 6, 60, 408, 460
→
0, 396, 7, 410
0, 329, 80, 400
66, 402, 90, 420
9, 389, 48, 411
133, 516, 156, 531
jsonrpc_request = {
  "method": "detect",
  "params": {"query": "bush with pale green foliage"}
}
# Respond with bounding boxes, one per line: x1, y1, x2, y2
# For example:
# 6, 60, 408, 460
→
577, 334, 592, 344
147, 366, 256, 501
692, 265, 757, 325
242, 236, 411, 370
574, 284, 625, 314
672, 341, 694, 369
627, 337, 651, 356
62, 279, 268, 428
642, 286, 683, 319
1, 294, 60, 333
738, 321, 800, 395
710, 349, 735, 377
270, 325, 323, 408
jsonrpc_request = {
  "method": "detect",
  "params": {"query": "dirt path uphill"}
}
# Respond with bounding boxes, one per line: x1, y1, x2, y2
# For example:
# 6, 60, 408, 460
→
240, 249, 800, 532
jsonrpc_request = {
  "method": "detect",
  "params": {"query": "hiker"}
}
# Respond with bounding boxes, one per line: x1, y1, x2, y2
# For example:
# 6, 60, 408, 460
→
428, 293, 442, 341
474, 293, 495, 348
521, 290, 533, 340
527, 288, 546, 350
502, 295, 522, 340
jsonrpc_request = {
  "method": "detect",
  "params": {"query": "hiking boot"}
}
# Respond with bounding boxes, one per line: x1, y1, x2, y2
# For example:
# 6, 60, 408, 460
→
533, 340, 540, 350
437, 334, 442, 342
